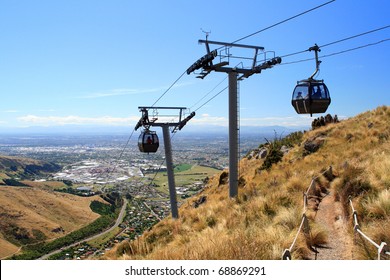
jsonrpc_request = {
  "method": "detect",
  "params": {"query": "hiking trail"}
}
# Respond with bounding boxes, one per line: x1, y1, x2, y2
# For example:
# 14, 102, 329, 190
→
312, 190, 354, 260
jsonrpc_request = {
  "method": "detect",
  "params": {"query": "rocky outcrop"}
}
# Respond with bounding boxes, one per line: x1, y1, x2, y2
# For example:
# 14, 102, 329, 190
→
192, 196, 207, 208
303, 136, 326, 155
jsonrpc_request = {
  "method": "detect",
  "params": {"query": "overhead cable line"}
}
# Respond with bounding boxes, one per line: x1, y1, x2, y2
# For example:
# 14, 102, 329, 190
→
319, 25, 390, 48
281, 24, 390, 59
189, 76, 227, 110
227, 0, 336, 46
281, 38, 390, 65
321, 38, 390, 58
109, 128, 136, 174
194, 86, 228, 112
100, 128, 136, 191
150, 70, 187, 107
280, 49, 309, 59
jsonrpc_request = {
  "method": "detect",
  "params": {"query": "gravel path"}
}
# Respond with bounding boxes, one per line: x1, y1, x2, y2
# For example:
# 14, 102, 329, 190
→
313, 192, 353, 260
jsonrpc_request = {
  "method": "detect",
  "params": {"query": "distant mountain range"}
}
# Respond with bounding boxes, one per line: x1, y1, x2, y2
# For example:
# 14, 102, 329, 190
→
0, 124, 307, 136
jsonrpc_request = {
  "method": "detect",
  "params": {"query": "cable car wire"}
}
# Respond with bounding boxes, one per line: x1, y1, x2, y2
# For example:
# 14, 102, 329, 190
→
189, 76, 228, 110
150, 70, 187, 107
321, 38, 390, 57
194, 86, 228, 112
226, 0, 336, 46
281, 38, 390, 65
280, 25, 390, 59
99, 128, 136, 191
319, 25, 390, 49
109, 128, 136, 175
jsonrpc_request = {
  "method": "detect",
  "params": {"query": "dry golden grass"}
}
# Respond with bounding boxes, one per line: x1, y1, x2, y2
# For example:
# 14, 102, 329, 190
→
0, 233, 20, 259
104, 106, 390, 260
0, 155, 42, 166
0, 186, 105, 257
21, 180, 67, 189
363, 190, 390, 219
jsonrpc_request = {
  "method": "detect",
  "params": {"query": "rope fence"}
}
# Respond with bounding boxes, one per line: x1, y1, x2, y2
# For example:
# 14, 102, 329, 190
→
282, 213, 310, 260
282, 166, 389, 260
282, 166, 332, 260
349, 198, 390, 260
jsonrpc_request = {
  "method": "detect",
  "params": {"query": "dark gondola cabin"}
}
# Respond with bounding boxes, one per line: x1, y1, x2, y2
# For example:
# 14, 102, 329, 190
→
138, 130, 159, 153
291, 80, 331, 116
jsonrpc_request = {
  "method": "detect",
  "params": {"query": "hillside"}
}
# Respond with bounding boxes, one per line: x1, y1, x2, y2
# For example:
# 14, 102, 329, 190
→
103, 106, 390, 260
0, 185, 104, 259
0, 155, 61, 183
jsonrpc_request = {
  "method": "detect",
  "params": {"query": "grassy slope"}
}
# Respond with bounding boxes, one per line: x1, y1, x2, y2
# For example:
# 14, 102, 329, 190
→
0, 155, 42, 168
0, 233, 19, 258
0, 155, 58, 171
0, 186, 105, 259
106, 106, 388, 259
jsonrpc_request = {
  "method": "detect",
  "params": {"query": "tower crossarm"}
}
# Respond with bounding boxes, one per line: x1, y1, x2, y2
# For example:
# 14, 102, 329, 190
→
188, 39, 281, 79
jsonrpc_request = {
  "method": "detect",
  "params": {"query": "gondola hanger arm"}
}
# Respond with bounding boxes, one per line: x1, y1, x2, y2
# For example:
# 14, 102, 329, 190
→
308, 44, 322, 80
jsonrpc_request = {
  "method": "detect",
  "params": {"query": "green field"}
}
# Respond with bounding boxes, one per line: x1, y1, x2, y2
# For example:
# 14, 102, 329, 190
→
146, 164, 220, 194
174, 164, 192, 173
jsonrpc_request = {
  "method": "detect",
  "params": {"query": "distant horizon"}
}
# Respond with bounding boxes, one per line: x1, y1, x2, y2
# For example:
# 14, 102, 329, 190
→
0, 123, 307, 136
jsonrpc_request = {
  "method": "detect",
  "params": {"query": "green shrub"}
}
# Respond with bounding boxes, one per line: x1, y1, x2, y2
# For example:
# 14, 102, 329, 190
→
259, 131, 303, 170
90, 200, 114, 215
3, 179, 28, 187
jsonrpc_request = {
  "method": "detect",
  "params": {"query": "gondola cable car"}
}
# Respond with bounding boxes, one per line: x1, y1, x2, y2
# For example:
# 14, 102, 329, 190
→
291, 44, 331, 116
135, 108, 160, 153
138, 129, 159, 153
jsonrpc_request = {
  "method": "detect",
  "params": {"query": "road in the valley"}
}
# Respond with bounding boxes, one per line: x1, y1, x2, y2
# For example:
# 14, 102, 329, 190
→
38, 198, 128, 260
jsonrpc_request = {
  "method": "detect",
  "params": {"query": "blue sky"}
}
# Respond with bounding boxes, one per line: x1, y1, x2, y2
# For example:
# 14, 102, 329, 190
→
0, 0, 389, 132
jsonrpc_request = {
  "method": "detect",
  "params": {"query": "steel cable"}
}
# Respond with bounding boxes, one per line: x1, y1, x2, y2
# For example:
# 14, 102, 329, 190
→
226, 0, 336, 47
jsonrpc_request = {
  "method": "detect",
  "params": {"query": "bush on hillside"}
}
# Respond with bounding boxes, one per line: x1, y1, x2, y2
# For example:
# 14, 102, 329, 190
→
259, 131, 303, 170
3, 179, 29, 187
90, 200, 115, 215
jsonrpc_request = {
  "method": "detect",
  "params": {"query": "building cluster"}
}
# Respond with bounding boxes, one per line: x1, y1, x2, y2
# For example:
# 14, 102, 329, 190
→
52, 159, 142, 184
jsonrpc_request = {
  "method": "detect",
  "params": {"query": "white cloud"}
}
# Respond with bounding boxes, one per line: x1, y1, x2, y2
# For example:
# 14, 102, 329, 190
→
15, 113, 320, 129
78, 88, 144, 99
192, 115, 228, 126
17, 115, 139, 126
240, 116, 313, 127
3, 109, 56, 114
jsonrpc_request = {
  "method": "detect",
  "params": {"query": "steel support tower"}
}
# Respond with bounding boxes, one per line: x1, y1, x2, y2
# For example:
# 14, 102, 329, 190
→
187, 39, 281, 198
135, 107, 195, 219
